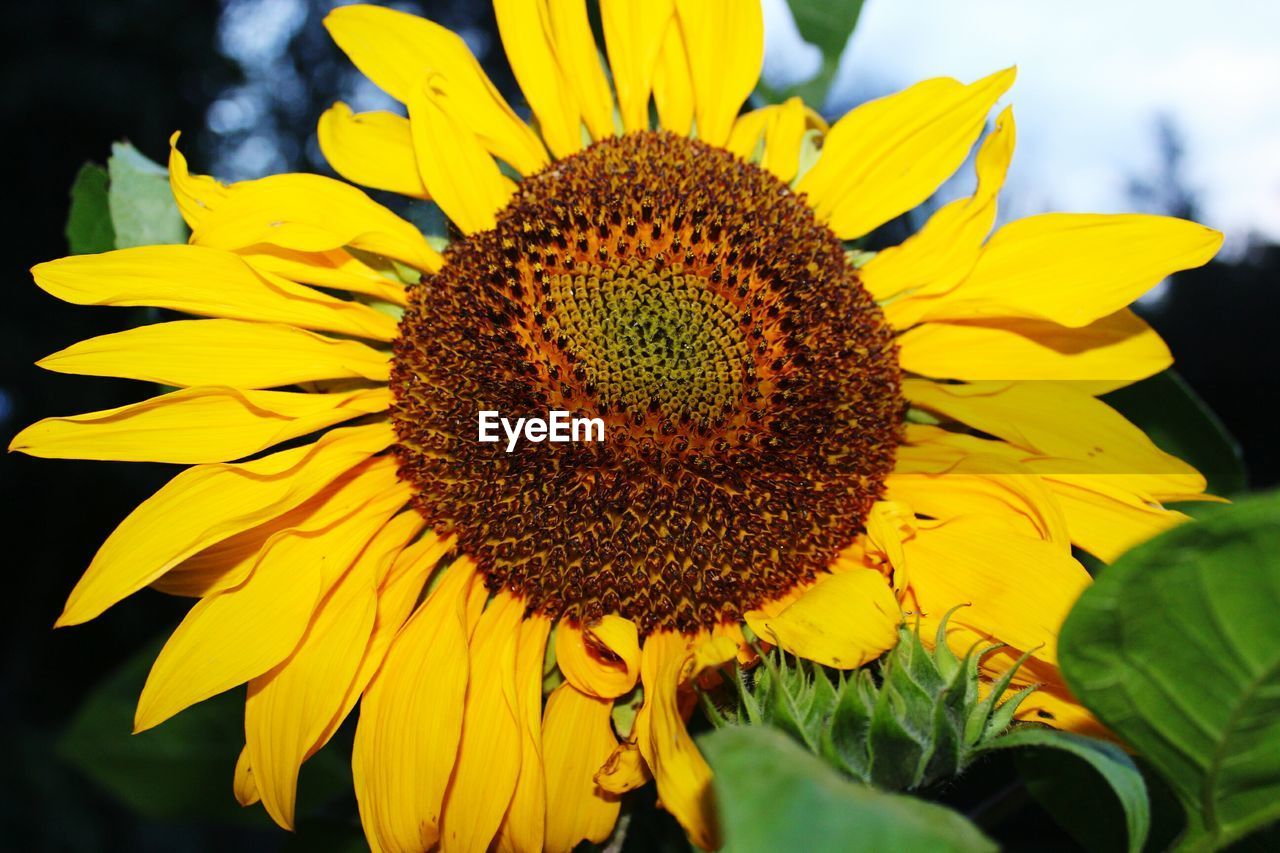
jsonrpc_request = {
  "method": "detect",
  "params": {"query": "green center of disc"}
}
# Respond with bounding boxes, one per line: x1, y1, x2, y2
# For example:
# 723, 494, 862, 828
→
545, 261, 749, 420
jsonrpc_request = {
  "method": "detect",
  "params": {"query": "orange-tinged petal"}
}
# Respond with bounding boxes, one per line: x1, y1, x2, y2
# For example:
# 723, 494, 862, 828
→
545, 0, 617, 140
440, 593, 526, 852
903, 378, 1206, 499
902, 515, 1091, 666
862, 106, 1015, 311
494, 0, 582, 158
31, 245, 397, 341
10, 385, 390, 464
323, 4, 548, 175
244, 509, 424, 830
135, 458, 410, 731
652, 20, 693, 135
601, 0, 674, 133
495, 612, 554, 853
556, 614, 641, 699
635, 631, 736, 850
675, 0, 762, 147
596, 736, 651, 795
916, 213, 1222, 328
54, 423, 393, 626
37, 319, 390, 389
353, 559, 477, 852
897, 309, 1171, 393
317, 102, 428, 198
542, 684, 621, 853
407, 74, 516, 234
798, 69, 1015, 240
745, 569, 899, 669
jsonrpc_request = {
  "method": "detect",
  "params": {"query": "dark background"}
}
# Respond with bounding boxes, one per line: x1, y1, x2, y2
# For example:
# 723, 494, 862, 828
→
1, 1, 1275, 850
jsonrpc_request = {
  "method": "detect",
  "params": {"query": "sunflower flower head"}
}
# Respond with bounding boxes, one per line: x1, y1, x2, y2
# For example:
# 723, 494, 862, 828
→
13, 2, 1223, 851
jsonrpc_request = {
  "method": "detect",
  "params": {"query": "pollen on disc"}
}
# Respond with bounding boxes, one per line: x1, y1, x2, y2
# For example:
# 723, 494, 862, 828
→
391, 131, 904, 635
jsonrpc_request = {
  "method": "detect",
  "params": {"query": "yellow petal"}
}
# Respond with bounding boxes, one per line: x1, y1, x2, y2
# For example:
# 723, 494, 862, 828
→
903, 378, 1207, 499
917, 214, 1223, 328
902, 515, 1091, 665
797, 69, 1015, 239
494, 0, 582, 158
652, 21, 693, 136
862, 106, 1015, 310
1033, 468, 1191, 563
863, 500, 916, 593
601, 0, 674, 133
323, 4, 548, 175
353, 559, 477, 852
190, 172, 440, 273
761, 97, 807, 183
724, 107, 771, 162
675, 0, 763, 147
169, 138, 410, 303
897, 309, 1171, 393
596, 736, 651, 795
745, 570, 900, 669
11, 385, 390, 464
635, 631, 736, 851
38, 319, 390, 389
135, 458, 410, 731
556, 614, 641, 699
317, 102, 428, 198
153, 497, 325, 599
167, 132, 226, 231
234, 747, 260, 806
54, 423, 392, 626
244, 509, 423, 830
542, 684, 621, 853
545, 0, 617, 140
31, 245, 397, 341
236, 245, 407, 306
885, 455, 1072, 548
440, 593, 526, 852
324, 529, 453, 734
495, 612, 554, 853
407, 74, 517, 234
898, 425, 1198, 558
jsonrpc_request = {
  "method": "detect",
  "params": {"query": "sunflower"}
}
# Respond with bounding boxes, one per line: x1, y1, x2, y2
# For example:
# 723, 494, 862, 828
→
13, 2, 1222, 851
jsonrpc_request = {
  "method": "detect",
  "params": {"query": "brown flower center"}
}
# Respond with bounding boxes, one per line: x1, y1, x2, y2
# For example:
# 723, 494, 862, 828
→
391, 131, 903, 634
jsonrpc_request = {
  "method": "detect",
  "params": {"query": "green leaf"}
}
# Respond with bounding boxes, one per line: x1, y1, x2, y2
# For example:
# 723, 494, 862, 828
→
65, 163, 116, 254
984, 727, 1149, 853
1059, 490, 1280, 851
1103, 370, 1246, 497
107, 141, 189, 248
57, 637, 347, 824
761, 0, 865, 107
701, 726, 995, 853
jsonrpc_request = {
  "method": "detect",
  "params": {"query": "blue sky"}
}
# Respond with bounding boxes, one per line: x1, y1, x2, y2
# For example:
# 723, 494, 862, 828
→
764, 0, 1280, 254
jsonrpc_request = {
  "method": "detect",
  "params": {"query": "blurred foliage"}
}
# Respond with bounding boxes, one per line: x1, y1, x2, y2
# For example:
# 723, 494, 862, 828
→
1060, 490, 1280, 850
759, 0, 865, 108
107, 143, 189, 248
